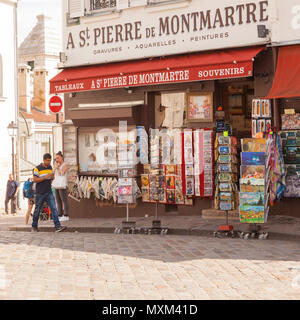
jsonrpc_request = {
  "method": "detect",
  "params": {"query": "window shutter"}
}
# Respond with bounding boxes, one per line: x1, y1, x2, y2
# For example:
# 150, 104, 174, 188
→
117, 0, 129, 10
130, 0, 148, 8
69, 0, 85, 18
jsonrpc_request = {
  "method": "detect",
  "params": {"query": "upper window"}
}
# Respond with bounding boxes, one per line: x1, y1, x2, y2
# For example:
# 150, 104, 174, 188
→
90, 0, 117, 11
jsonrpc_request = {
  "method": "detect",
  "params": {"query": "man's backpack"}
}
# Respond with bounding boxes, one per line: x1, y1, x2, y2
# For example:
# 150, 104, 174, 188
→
23, 179, 34, 199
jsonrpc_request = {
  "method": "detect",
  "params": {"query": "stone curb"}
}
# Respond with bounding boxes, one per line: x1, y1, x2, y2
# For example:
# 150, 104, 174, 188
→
8, 226, 300, 242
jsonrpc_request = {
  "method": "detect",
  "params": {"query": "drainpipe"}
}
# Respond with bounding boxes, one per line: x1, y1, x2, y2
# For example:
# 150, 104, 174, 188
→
14, 0, 20, 207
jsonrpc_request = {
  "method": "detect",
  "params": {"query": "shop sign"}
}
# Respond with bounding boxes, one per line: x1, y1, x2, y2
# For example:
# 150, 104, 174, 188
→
62, 0, 269, 67
272, 0, 300, 44
51, 61, 253, 94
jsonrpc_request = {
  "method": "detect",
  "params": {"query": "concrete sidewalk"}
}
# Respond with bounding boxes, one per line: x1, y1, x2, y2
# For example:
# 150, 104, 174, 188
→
1, 210, 300, 242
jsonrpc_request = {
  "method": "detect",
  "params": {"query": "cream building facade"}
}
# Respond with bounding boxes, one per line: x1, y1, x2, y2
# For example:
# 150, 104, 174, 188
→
0, 0, 18, 211
18, 14, 62, 182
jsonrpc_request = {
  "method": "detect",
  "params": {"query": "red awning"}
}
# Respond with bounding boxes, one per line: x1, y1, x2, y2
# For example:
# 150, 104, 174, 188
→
266, 44, 300, 99
50, 46, 264, 94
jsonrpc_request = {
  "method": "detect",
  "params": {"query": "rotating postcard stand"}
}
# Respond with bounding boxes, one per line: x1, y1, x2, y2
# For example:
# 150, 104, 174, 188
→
238, 137, 272, 240
114, 126, 137, 234
213, 132, 240, 238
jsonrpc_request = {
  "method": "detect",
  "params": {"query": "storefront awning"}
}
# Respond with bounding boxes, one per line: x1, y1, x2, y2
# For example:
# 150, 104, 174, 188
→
50, 46, 264, 94
266, 44, 300, 99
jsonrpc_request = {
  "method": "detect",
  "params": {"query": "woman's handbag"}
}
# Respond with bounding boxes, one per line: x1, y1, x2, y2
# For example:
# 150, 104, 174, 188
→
52, 175, 68, 189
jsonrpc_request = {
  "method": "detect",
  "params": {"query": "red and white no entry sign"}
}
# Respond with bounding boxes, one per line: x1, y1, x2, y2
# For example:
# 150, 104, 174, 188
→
49, 95, 63, 113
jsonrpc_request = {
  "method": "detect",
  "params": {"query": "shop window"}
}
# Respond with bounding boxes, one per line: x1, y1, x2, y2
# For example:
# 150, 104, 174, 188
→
78, 127, 136, 174
223, 84, 254, 137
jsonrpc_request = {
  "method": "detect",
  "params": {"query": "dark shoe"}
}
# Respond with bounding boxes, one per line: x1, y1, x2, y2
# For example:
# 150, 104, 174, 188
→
31, 227, 39, 232
55, 226, 67, 233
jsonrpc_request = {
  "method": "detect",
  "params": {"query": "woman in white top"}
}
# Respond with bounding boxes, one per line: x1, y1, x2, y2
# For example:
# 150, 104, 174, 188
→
53, 151, 69, 221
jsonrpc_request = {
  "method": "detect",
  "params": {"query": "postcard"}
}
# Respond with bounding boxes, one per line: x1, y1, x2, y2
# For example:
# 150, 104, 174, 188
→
218, 155, 231, 163
219, 192, 232, 201
219, 201, 232, 211
141, 188, 150, 202
165, 165, 177, 175
158, 188, 166, 203
241, 152, 265, 165
186, 177, 194, 196
158, 175, 166, 188
240, 178, 265, 186
149, 175, 158, 188
218, 172, 232, 182
141, 175, 149, 188
204, 189, 213, 197
219, 182, 232, 192
118, 186, 132, 195
218, 164, 231, 173
219, 146, 230, 155
218, 136, 231, 145
118, 178, 133, 186
118, 195, 135, 204
241, 138, 267, 153
184, 130, 193, 148
240, 184, 265, 193
166, 176, 175, 189
175, 191, 184, 204
252, 119, 257, 138
239, 192, 264, 206
149, 188, 159, 202
185, 164, 194, 176
166, 190, 176, 204
240, 165, 265, 180
185, 149, 194, 164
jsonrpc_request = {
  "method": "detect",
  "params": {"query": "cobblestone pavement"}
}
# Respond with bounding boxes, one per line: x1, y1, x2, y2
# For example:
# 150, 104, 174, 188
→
0, 231, 300, 300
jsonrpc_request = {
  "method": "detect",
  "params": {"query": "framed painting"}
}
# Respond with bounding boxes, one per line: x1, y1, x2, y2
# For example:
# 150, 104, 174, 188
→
187, 92, 213, 122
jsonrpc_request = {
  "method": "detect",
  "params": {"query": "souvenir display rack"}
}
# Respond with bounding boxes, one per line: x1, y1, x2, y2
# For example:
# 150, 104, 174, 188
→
213, 129, 239, 238
238, 137, 271, 239
280, 129, 300, 198
214, 133, 238, 211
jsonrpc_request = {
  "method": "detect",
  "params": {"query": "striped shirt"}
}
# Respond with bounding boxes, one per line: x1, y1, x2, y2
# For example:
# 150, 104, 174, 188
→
33, 164, 53, 194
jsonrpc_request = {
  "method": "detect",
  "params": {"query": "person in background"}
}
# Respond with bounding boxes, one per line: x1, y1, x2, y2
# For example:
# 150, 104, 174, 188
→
53, 151, 69, 221
24, 169, 36, 225
5, 174, 19, 215
31, 153, 66, 232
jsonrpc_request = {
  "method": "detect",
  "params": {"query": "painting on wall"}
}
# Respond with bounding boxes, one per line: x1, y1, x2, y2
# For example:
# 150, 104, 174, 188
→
187, 92, 213, 122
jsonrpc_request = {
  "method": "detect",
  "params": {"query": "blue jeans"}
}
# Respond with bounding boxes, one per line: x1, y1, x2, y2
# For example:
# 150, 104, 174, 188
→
32, 193, 61, 229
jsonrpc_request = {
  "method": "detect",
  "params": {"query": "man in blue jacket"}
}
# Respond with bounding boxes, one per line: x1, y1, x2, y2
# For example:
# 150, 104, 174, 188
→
5, 174, 19, 214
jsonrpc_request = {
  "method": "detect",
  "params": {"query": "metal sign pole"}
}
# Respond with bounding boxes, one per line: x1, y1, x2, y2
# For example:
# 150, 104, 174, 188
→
126, 203, 129, 222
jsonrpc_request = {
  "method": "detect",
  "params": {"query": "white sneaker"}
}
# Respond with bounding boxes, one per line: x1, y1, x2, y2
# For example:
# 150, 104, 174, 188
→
59, 216, 69, 222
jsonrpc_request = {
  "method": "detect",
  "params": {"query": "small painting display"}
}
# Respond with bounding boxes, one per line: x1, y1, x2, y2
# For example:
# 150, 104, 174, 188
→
239, 192, 265, 223
240, 165, 265, 180
241, 138, 267, 153
241, 152, 265, 166
187, 92, 213, 122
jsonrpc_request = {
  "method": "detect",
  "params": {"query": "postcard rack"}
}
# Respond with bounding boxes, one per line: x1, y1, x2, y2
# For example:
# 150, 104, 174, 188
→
238, 137, 271, 239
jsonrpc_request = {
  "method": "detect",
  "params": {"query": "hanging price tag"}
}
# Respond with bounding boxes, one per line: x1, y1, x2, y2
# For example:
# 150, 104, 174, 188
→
223, 131, 229, 137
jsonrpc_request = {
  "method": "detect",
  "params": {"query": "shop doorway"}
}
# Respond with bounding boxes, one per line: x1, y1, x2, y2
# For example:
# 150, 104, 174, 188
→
221, 82, 254, 139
